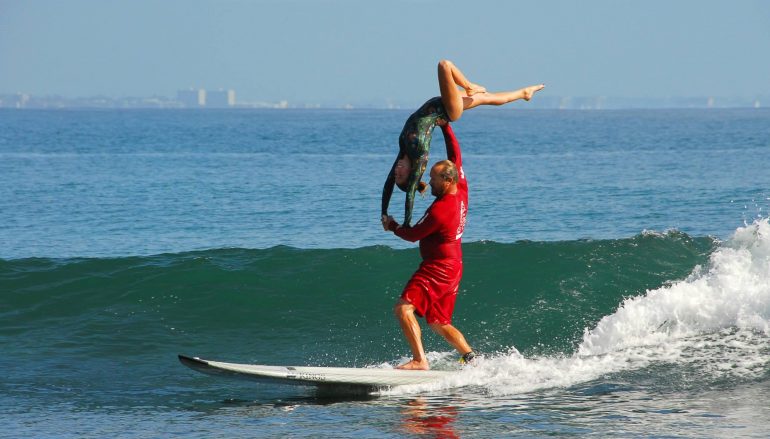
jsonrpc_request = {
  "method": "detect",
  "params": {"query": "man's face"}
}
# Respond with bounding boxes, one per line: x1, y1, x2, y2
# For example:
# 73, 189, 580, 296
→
395, 157, 411, 188
429, 165, 448, 197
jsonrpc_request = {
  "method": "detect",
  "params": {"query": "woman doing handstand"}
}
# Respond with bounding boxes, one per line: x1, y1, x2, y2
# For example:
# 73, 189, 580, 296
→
381, 60, 544, 226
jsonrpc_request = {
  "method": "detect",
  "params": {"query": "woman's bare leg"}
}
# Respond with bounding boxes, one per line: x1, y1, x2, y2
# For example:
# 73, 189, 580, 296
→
462, 84, 545, 111
438, 59, 482, 121
438, 59, 544, 120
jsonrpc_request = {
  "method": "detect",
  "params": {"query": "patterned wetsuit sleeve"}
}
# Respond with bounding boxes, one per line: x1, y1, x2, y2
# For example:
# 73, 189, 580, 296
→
441, 124, 461, 169
381, 155, 399, 217
393, 205, 446, 242
403, 181, 416, 227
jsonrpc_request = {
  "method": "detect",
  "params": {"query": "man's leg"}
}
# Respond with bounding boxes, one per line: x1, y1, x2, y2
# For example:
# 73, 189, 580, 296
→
429, 323, 473, 356
394, 299, 430, 370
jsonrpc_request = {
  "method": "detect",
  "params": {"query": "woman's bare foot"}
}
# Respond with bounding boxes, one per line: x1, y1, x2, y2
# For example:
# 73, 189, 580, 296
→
396, 359, 430, 370
465, 82, 486, 96
522, 84, 545, 101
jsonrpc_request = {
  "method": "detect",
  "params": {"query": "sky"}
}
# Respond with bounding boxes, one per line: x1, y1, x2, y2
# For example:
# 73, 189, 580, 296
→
1, 0, 769, 105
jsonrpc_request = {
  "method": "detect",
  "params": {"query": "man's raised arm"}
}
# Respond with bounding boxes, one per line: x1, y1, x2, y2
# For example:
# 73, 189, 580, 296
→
441, 123, 461, 168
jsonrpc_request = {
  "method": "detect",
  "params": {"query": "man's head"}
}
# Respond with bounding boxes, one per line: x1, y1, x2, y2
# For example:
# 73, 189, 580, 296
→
429, 160, 458, 197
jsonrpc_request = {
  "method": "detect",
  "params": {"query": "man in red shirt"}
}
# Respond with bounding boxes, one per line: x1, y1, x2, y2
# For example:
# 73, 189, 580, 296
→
381, 122, 476, 370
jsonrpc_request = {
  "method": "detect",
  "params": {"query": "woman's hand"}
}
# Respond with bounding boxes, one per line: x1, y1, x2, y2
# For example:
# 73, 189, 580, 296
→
381, 215, 398, 231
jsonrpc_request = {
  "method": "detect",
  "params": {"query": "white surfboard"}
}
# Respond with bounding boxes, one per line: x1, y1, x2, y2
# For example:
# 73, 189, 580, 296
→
179, 354, 455, 389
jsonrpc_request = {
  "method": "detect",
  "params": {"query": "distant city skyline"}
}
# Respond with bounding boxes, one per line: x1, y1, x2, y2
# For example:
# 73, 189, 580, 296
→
1, 89, 766, 110
2, 0, 770, 104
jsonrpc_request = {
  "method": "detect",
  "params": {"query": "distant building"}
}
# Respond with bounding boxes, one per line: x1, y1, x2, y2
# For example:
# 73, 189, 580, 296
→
0, 93, 30, 108
177, 89, 206, 108
207, 89, 236, 108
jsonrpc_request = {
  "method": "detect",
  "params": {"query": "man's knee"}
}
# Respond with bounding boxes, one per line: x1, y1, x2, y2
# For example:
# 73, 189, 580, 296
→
394, 300, 414, 321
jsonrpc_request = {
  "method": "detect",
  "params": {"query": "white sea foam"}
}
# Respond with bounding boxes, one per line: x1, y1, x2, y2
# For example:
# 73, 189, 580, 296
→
383, 219, 770, 396
580, 217, 770, 354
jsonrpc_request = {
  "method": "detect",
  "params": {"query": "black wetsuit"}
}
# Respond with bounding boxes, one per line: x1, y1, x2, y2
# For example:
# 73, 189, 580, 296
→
381, 97, 449, 226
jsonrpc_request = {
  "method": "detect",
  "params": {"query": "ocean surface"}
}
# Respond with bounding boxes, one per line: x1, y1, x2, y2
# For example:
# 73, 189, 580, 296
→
1, 108, 770, 438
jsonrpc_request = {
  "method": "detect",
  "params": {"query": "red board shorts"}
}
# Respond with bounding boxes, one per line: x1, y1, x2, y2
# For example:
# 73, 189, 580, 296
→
401, 258, 463, 325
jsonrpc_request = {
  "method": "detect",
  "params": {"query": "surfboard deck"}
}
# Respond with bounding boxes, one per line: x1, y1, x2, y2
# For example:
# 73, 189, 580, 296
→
178, 354, 455, 389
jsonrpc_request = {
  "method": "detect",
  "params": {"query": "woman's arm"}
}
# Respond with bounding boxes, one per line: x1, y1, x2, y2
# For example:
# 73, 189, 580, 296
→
381, 155, 399, 219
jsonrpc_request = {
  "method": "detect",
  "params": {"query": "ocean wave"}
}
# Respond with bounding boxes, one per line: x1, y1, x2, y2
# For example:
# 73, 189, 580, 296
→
384, 219, 770, 396
2, 233, 713, 361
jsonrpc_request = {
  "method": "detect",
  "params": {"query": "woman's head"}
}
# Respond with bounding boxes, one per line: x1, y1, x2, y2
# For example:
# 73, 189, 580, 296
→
395, 155, 429, 194
394, 155, 411, 191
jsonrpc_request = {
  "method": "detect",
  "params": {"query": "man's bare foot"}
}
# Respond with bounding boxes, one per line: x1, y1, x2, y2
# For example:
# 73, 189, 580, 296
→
523, 84, 545, 101
465, 82, 486, 96
396, 359, 430, 370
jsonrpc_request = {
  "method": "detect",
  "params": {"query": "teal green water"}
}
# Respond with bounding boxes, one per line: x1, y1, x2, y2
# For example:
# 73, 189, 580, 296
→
1, 234, 713, 366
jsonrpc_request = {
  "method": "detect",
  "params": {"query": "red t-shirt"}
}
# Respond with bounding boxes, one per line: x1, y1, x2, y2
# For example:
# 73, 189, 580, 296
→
392, 124, 468, 261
